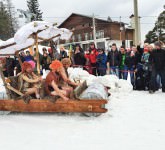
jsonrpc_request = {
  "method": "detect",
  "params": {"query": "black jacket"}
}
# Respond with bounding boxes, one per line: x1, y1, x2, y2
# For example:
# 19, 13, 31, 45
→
73, 52, 86, 66
107, 50, 120, 67
59, 51, 68, 60
125, 52, 141, 69
149, 49, 165, 70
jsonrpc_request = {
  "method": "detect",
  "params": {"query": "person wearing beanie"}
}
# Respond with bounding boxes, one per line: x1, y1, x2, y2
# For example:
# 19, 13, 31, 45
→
45, 60, 79, 101
149, 41, 165, 93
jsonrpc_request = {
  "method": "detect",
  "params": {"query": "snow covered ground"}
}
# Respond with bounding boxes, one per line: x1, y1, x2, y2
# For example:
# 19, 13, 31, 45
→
0, 91, 165, 150
0, 69, 165, 150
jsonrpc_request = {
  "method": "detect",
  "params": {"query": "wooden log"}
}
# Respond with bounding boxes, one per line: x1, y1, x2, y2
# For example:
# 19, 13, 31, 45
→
0, 99, 108, 113
0, 43, 16, 50
35, 34, 40, 75
6, 85, 24, 96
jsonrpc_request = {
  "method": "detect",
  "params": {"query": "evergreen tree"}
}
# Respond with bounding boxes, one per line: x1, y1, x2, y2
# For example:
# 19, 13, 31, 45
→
0, 1, 12, 40
27, 0, 43, 21
145, 6, 165, 43
5, 0, 18, 37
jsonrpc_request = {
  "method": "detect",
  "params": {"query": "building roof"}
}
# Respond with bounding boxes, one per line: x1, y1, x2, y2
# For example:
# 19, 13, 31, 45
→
59, 13, 125, 27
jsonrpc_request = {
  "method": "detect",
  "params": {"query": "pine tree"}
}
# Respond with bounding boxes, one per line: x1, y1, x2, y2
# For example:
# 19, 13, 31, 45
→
145, 7, 165, 43
0, 1, 12, 40
27, 0, 43, 21
5, 0, 18, 37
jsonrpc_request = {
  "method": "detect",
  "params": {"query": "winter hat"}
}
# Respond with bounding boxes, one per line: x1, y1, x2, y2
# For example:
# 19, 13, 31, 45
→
49, 60, 63, 71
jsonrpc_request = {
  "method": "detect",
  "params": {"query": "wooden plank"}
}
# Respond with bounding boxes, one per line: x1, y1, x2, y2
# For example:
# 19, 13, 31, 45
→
15, 51, 23, 66
0, 43, 16, 50
35, 33, 40, 75
0, 99, 108, 113
6, 85, 24, 96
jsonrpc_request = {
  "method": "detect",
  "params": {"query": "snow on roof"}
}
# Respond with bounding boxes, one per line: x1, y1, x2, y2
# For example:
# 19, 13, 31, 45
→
0, 21, 72, 56
37, 26, 62, 40
15, 21, 72, 45
0, 38, 15, 49
59, 28, 73, 40
14, 21, 52, 44
0, 38, 34, 55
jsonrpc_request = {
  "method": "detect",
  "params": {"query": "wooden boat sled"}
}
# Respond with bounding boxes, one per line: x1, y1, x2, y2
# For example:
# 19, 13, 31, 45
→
0, 71, 108, 116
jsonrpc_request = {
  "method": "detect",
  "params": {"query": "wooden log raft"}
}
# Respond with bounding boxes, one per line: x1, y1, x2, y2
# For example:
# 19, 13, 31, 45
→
0, 99, 108, 113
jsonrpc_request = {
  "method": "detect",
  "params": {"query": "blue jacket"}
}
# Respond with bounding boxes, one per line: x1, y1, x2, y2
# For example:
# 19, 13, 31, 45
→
96, 53, 107, 69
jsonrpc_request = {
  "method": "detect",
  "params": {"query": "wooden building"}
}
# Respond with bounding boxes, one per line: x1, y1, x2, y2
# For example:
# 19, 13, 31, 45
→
59, 13, 134, 50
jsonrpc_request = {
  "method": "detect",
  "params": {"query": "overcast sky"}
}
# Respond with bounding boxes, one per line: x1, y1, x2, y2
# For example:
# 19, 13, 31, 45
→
12, 0, 164, 41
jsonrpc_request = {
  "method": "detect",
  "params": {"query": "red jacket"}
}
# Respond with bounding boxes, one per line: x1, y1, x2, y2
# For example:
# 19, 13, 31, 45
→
84, 53, 92, 74
89, 49, 98, 64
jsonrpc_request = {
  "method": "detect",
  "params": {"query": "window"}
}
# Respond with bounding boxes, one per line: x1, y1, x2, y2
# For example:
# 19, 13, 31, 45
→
96, 30, 104, 39
72, 35, 75, 42
85, 33, 89, 41
78, 34, 82, 42
90, 33, 93, 40
89, 23, 92, 27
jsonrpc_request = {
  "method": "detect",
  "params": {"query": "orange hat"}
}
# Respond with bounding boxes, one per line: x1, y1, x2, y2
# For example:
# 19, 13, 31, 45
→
22, 62, 32, 73
49, 60, 63, 70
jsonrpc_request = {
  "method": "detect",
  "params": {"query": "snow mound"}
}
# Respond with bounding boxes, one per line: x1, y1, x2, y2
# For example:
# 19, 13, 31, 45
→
68, 68, 133, 94
68, 68, 96, 85
118, 79, 133, 92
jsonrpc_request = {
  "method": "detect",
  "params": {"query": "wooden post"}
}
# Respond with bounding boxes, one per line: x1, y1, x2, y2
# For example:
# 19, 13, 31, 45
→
15, 51, 22, 66
0, 67, 11, 99
35, 34, 40, 75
